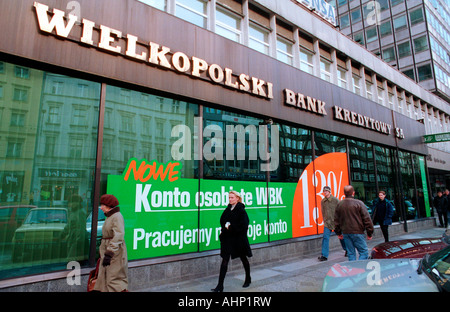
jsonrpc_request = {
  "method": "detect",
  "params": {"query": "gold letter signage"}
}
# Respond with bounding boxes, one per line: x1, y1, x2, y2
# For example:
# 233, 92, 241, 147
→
284, 89, 327, 116
33, 2, 273, 100
33, 2, 404, 139
333, 105, 394, 136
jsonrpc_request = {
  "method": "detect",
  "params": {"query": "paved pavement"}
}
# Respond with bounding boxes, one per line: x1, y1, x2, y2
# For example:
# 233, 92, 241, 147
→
138, 226, 447, 292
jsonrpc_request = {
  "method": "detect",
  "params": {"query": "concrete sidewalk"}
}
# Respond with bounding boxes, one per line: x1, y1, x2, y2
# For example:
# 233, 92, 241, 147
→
138, 226, 447, 292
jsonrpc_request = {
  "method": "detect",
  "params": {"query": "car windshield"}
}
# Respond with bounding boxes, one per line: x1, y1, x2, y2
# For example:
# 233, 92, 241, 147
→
87, 208, 106, 222
423, 245, 450, 292
24, 209, 67, 224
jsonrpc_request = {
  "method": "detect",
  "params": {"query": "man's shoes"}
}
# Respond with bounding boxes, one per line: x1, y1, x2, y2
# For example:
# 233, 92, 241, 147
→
318, 256, 327, 261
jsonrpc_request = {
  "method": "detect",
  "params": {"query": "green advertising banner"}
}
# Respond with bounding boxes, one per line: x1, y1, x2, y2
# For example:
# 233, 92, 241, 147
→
105, 153, 349, 261
418, 156, 431, 217
106, 159, 296, 260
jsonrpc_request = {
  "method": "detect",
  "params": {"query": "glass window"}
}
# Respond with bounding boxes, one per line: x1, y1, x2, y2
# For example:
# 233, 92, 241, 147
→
352, 75, 361, 95
348, 140, 376, 209
393, 15, 407, 31
275, 124, 311, 183
0, 62, 101, 279
300, 49, 314, 74
202, 108, 264, 181
413, 36, 429, 53
382, 47, 396, 62
354, 31, 365, 46
379, 21, 392, 37
15, 66, 30, 79
378, 0, 389, 11
351, 9, 361, 23
388, 92, 394, 108
377, 88, 384, 105
175, 0, 208, 28
327, 0, 337, 8
411, 154, 428, 219
390, 0, 403, 6
277, 37, 293, 65
418, 64, 432, 81
201, 111, 272, 244
249, 23, 270, 55
340, 14, 350, 28
320, 59, 332, 82
215, 6, 241, 43
362, 3, 374, 19
314, 132, 346, 158
397, 150, 417, 221
398, 41, 411, 58
338, 0, 347, 6
13, 88, 28, 102
337, 68, 347, 88
366, 27, 378, 43
138, 0, 166, 11
403, 69, 415, 80
100, 86, 200, 257
409, 8, 424, 25
366, 81, 373, 100
102, 86, 198, 180
373, 146, 398, 221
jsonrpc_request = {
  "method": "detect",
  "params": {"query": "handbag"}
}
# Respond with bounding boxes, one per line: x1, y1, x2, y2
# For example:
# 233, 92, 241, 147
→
87, 258, 101, 292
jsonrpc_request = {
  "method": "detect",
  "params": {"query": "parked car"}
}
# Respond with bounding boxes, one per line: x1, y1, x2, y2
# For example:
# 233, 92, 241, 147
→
0, 205, 36, 243
322, 245, 450, 292
11, 208, 68, 262
370, 230, 449, 259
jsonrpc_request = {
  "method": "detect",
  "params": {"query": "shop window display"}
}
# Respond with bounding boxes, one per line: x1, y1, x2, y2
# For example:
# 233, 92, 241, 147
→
373, 145, 398, 219
348, 140, 376, 210
275, 124, 312, 183
398, 150, 419, 220
0, 62, 100, 279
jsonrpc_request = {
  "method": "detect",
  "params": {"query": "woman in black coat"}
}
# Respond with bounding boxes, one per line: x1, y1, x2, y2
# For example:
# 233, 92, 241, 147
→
212, 190, 252, 292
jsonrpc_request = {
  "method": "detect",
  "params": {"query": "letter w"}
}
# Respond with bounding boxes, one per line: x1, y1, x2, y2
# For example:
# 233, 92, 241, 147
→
34, 2, 77, 37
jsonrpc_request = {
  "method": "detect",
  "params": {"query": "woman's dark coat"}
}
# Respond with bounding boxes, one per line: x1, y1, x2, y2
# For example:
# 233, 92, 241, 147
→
219, 202, 252, 259
371, 198, 394, 226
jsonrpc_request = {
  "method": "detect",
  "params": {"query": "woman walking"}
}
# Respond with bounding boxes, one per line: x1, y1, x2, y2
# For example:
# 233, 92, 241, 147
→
94, 194, 128, 292
212, 190, 252, 292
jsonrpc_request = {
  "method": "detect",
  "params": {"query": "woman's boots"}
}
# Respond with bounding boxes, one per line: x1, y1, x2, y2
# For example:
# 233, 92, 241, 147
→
212, 257, 251, 292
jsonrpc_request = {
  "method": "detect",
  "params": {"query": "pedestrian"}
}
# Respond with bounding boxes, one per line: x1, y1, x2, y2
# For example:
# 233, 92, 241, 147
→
212, 190, 252, 292
334, 185, 374, 261
62, 194, 88, 261
94, 194, 128, 292
371, 191, 394, 242
318, 186, 346, 261
433, 191, 448, 228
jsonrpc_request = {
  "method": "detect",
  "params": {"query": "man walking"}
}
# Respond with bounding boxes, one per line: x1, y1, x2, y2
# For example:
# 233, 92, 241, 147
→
334, 185, 374, 261
434, 191, 448, 228
318, 186, 346, 261
371, 191, 394, 242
